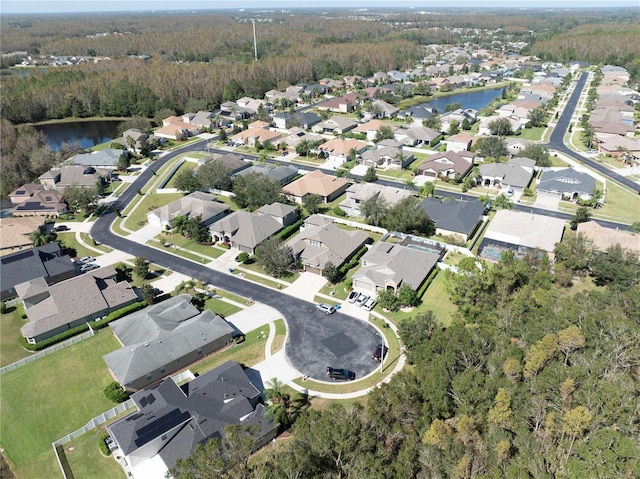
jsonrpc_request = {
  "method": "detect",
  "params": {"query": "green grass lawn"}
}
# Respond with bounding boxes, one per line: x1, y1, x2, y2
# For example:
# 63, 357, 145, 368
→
232, 270, 283, 289
238, 259, 299, 284
158, 233, 225, 259
0, 331, 121, 477
595, 181, 640, 224
80, 233, 112, 253
518, 127, 545, 141
270, 319, 286, 355
381, 270, 457, 327
203, 297, 243, 318
64, 428, 126, 479
0, 307, 34, 367
164, 161, 197, 189
55, 232, 101, 260
123, 192, 184, 231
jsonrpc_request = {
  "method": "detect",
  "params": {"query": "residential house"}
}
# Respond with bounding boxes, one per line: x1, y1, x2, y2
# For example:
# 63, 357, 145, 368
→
106, 361, 277, 479
0, 243, 75, 300
38, 165, 103, 190
339, 183, 411, 217
478, 116, 522, 136
0, 217, 46, 256
265, 85, 304, 103
398, 103, 435, 125
312, 116, 358, 135
283, 169, 350, 204
359, 145, 414, 170
478, 157, 535, 192
209, 203, 297, 254
201, 153, 252, 176
537, 168, 596, 201
394, 126, 441, 147
234, 163, 298, 185
103, 295, 235, 391
316, 94, 360, 113
595, 134, 640, 159
118, 129, 150, 154
230, 126, 282, 148
479, 210, 565, 261
10, 187, 67, 217
218, 101, 252, 121
17, 265, 138, 344
444, 133, 476, 152
272, 112, 321, 130
281, 128, 325, 152
351, 242, 439, 294
416, 151, 475, 180
420, 197, 485, 242
353, 120, 398, 142
505, 138, 532, 156
69, 148, 124, 170
236, 97, 273, 115
577, 221, 640, 259
440, 109, 477, 133
317, 138, 368, 163
363, 100, 399, 120
155, 117, 202, 141
286, 215, 368, 274
189, 111, 216, 129
147, 192, 230, 229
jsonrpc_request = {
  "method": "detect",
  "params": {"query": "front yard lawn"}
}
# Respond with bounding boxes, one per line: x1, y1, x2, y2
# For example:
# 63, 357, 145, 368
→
204, 297, 243, 318
55, 232, 101, 260
123, 192, 184, 231
0, 331, 121, 478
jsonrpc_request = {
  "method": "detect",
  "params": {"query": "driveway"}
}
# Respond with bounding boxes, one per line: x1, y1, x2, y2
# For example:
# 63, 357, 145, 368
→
533, 191, 561, 211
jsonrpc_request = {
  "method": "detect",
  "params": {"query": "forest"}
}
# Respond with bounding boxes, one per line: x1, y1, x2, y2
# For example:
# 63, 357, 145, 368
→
170, 245, 639, 479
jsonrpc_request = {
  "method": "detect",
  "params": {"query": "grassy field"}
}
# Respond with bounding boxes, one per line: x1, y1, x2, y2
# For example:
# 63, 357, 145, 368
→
518, 127, 545, 141
55, 232, 101, 260
123, 192, 184, 231
380, 270, 457, 327
64, 428, 126, 479
0, 307, 33, 366
0, 331, 121, 478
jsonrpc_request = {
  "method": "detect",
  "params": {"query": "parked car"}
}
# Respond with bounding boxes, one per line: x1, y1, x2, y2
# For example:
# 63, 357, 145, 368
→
152, 288, 164, 296
355, 293, 370, 307
80, 263, 100, 272
53, 225, 69, 232
316, 303, 336, 315
347, 291, 359, 303
363, 298, 377, 311
326, 367, 356, 381
78, 256, 95, 263
373, 344, 388, 362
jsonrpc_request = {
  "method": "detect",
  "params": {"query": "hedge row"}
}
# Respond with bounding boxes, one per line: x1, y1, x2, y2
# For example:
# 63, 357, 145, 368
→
20, 301, 146, 351
276, 218, 304, 241
430, 134, 444, 148
339, 245, 369, 276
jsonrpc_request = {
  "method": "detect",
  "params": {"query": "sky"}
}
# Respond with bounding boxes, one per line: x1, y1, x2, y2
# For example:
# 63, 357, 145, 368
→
1, 0, 638, 14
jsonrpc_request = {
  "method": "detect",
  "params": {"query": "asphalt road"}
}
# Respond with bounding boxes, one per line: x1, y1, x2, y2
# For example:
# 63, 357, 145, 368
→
92, 146, 382, 382
547, 71, 640, 194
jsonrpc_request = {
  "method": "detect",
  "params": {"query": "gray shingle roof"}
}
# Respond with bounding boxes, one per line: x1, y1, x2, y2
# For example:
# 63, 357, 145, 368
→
420, 197, 486, 237
148, 192, 229, 225
70, 148, 123, 168
209, 210, 283, 250
538, 168, 596, 196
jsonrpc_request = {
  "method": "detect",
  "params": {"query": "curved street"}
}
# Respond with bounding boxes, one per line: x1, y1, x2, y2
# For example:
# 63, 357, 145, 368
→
91, 148, 383, 383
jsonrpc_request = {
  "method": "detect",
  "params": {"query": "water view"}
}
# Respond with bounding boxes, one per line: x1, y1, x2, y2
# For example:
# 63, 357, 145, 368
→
426, 86, 505, 112
35, 120, 122, 150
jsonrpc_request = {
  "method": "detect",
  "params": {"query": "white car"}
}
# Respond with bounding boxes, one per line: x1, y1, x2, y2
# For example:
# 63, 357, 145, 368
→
363, 298, 377, 311
316, 303, 336, 315
355, 293, 369, 307
78, 256, 95, 263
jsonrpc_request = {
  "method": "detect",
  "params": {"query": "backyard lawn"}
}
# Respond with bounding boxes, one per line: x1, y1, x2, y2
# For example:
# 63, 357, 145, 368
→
0, 330, 121, 478
0, 307, 34, 366
165, 161, 197, 189
63, 428, 126, 479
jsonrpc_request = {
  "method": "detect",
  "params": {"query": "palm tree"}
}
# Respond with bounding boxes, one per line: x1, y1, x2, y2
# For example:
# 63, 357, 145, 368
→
264, 378, 291, 428
29, 228, 47, 247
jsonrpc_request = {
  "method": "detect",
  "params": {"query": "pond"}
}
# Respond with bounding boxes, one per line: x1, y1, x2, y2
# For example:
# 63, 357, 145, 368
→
35, 120, 122, 150
426, 87, 505, 113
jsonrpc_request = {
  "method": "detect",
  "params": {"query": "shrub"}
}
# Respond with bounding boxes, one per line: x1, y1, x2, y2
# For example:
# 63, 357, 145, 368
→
104, 381, 129, 403
237, 252, 250, 263
332, 206, 346, 217
276, 218, 304, 241
234, 335, 246, 345
99, 433, 111, 456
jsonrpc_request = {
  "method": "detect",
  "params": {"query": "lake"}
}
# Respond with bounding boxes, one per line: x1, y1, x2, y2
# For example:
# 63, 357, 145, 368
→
426, 87, 505, 113
35, 120, 122, 150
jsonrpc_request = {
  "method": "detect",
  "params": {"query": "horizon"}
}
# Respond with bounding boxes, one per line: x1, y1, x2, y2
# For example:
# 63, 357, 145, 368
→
1, 0, 638, 15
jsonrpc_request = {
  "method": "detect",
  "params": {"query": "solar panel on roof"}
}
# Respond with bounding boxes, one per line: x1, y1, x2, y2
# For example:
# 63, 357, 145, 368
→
134, 409, 191, 448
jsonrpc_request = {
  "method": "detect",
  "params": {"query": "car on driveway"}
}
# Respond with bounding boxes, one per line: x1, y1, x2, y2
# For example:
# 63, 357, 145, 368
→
80, 263, 100, 273
326, 367, 356, 381
78, 256, 95, 263
355, 293, 369, 307
53, 225, 70, 232
347, 291, 359, 303
363, 298, 377, 311
316, 303, 336, 315
372, 344, 388, 362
